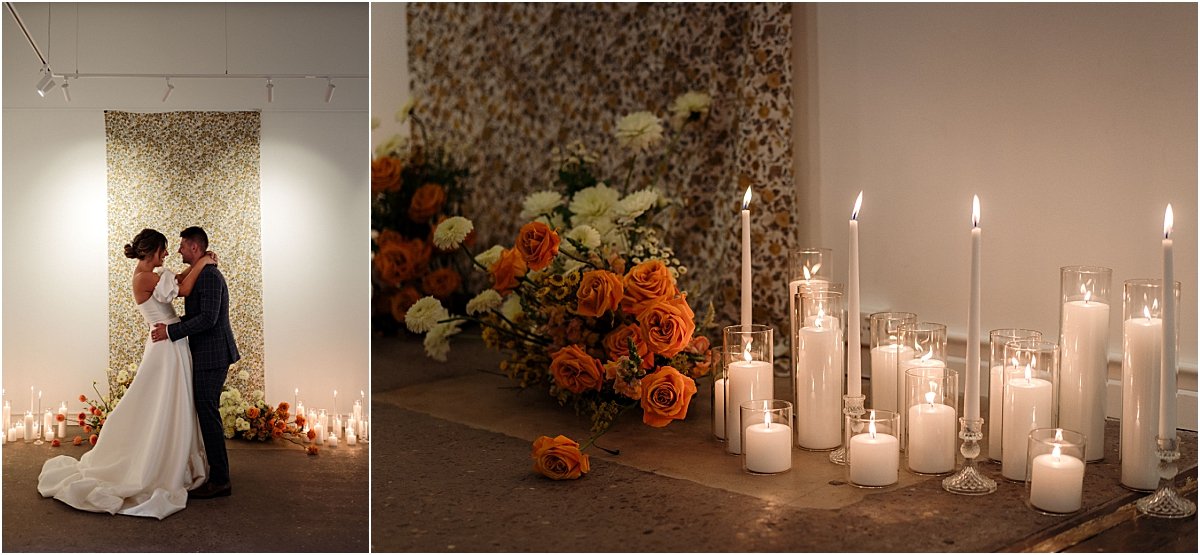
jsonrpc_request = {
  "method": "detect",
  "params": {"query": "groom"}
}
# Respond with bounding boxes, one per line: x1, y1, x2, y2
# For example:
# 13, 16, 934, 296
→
151, 226, 240, 499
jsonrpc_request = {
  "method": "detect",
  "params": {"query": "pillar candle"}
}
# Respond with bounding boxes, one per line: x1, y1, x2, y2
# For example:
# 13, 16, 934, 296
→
1160, 204, 1176, 438
744, 421, 791, 473
713, 378, 727, 440
965, 195, 982, 421
57, 403, 67, 439
1121, 311, 1162, 490
869, 344, 914, 414
327, 433, 339, 448
795, 315, 843, 450
1029, 446, 1085, 513
18, 422, 28, 442
314, 421, 325, 444
726, 359, 773, 454
847, 191, 863, 397
848, 422, 899, 487
1059, 296, 1110, 461
897, 355, 945, 444
740, 187, 752, 331
1001, 367, 1053, 481
907, 393, 957, 474
346, 430, 357, 446
23, 412, 34, 442
988, 364, 1010, 460
42, 410, 53, 439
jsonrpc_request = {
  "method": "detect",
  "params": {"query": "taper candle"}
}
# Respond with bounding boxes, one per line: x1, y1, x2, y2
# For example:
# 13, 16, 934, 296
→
847, 191, 863, 397
1160, 204, 1176, 438
966, 195, 981, 421
741, 186, 752, 331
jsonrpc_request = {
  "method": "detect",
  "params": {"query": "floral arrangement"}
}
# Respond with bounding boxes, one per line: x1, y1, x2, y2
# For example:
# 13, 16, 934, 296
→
77, 363, 138, 443
371, 97, 473, 331
405, 91, 717, 479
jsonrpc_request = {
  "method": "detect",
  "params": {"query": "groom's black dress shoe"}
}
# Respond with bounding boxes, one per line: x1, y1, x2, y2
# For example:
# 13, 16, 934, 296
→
188, 481, 232, 499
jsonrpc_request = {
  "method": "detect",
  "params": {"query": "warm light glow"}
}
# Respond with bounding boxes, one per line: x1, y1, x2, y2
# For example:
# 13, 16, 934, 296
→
1164, 203, 1174, 239
803, 265, 813, 281
868, 410, 877, 438
851, 191, 863, 220
815, 305, 826, 329
971, 195, 980, 228
1052, 444, 1062, 460
1054, 428, 1064, 442
924, 389, 936, 406
742, 340, 753, 363
742, 186, 753, 210
1144, 305, 1152, 320
1081, 281, 1092, 303
1024, 364, 1033, 383
919, 350, 934, 363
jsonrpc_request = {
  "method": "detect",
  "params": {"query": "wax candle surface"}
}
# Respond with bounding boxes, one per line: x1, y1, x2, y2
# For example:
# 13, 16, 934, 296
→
1121, 315, 1162, 490
726, 360, 773, 454
849, 430, 899, 486
1001, 374, 1053, 481
1060, 299, 1110, 461
965, 197, 982, 421
795, 317, 843, 450
897, 357, 945, 444
744, 422, 792, 473
1030, 449, 1085, 513
987, 365, 1008, 461
1161, 205, 1176, 438
740, 188, 752, 331
847, 193, 863, 397
870, 344, 913, 413
907, 399, 957, 474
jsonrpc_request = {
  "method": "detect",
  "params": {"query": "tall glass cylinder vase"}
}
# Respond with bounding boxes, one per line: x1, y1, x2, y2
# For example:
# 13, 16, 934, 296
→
987, 328, 1043, 463
1001, 340, 1059, 482
793, 288, 844, 451
787, 248, 834, 379
905, 367, 959, 475
723, 325, 774, 455
1058, 266, 1111, 462
869, 312, 918, 415
896, 322, 947, 447
711, 345, 740, 442
1121, 279, 1179, 491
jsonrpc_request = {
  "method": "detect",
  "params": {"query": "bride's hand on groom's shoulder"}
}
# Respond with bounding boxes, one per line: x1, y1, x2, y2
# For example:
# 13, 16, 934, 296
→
202, 250, 219, 266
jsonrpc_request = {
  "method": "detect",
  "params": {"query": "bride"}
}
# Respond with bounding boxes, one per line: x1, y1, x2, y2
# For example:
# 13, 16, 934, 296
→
38, 228, 215, 519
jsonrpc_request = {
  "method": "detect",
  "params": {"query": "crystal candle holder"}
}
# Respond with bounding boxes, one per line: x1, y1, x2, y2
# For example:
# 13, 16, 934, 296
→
847, 409, 900, 488
1059, 266, 1111, 462
869, 311, 918, 415
711, 345, 740, 442
987, 328, 1043, 463
792, 288, 844, 452
723, 325, 774, 455
1026, 428, 1086, 515
1136, 434, 1197, 518
1121, 279, 1180, 491
1001, 339, 1059, 482
905, 367, 959, 475
741, 400, 793, 474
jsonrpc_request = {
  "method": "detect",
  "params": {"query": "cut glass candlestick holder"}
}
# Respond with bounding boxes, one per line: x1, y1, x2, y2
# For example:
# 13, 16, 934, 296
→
831, 394, 865, 465
943, 417, 997, 495
1136, 435, 1196, 518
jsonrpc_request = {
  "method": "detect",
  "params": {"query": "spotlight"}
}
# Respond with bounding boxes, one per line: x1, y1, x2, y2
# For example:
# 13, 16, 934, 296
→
161, 78, 174, 102
324, 78, 335, 103
35, 71, 56, 97
61, 79, 71, 102
266, 78, 274, 103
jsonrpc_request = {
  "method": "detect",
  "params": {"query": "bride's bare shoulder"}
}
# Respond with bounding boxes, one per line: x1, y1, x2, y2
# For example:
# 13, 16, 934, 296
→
132, 270, 158, 302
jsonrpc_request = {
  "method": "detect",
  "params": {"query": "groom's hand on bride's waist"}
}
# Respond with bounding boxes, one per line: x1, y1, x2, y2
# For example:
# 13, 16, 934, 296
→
151, 323, 169, 342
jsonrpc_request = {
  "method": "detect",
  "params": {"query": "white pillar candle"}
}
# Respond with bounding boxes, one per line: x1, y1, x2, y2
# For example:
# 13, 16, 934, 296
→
18, 422, 28, 442
1160, 204, 1176, 438
869, 344, 913, 413
744, 421, 791, 473
23, 412, 34, 441
1059, 297, 1110, 461
42, 410, 53, 439
847, 191, 864, 397
314, 422, 325, 444
1001, 367, 1054, 481
45, 428, 55, 442
1029, 446, 1085, 513
795, 315, 843, 450
897, 355, 945, 444
363, 421, 369, 441
347, 430, 357, 446
849, 422, 900, 486
907, 392, 957, 474
726, 360, 773, 454
327, 433, 339, 448
713, 378, 727, 440
988, 364, 1009, 460
740, 187, 752, 331
1121, 312, 1162, 490
965, 195, 982, 421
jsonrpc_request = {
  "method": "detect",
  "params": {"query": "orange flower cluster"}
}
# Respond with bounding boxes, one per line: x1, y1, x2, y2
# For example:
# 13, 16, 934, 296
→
531, 435, 590, 480
371, 156, 404, 195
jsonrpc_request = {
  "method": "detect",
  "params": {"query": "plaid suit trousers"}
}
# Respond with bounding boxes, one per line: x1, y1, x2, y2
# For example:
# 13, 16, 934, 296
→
194, 366, 230, 484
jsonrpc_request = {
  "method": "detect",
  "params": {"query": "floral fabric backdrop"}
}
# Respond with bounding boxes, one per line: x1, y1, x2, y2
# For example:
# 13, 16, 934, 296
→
406, 2, 796, 330
105, 111, 265, 394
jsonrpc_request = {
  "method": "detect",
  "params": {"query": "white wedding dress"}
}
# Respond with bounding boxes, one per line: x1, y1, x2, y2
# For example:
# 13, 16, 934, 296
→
38, 269, 208, 519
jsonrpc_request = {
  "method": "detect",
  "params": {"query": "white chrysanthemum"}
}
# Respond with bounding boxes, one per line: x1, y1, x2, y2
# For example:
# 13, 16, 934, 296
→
568, 183, 620, 221
563, 225, 602, 252
252, 390, 265, 402
616, 189, 660, 221
235, 417, 250, 432
669, 91, 712, 128
475, 245, 505, 268
127, 362, 138, 372
371, 116, 381, 130
238, 370, 250, 381
116, 370, 130, 383
433, 217, 474, 250
423, 321, 462, 362
466, 289, 503, 315
373, 134, 406, 158
405, 297, 449, 333
501, 295, 524, 321
614, 111, 664, 151
519, 191, 564, 221
395, 96, 420, 123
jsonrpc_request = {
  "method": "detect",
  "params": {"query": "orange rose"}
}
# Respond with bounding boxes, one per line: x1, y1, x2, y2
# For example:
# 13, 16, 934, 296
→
84, 425, 93, 434
621, 260, 679, 315
421, 267, 462, 300
89, 434, 99, 446
306, 445, 320, 455
549, 345, 605, 394
602, 324, 654, 369
408, 183, 447, 222
56, 413, 65, 422
78, 395, 87, 403
371, 156, 404, 195
72, 436, 83, 446
515, 221, 560, 271
388, 286, 423, 322
295, 414, 307, 428
51, 438, 61, 447
684, 335, 715, 378
374, 238, 432, 286
640, 366, 697, 427
489, 247, 527, 295
531, 435, 591, 480
638, 295, 696, 358
247, 407, 261, 419
575, 270, 623, 317
307, 429, 317, 441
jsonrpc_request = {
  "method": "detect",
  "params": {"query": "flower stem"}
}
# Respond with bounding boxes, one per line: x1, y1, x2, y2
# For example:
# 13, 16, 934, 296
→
578, 403, 637, 453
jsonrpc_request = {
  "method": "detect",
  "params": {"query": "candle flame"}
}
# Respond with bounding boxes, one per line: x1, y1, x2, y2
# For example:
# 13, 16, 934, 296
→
742, 186, 752, 210
1164, 203, 1173, 239
1024, 364, 1033, 383
851, 191, 863, 220
971, 195, 980, 228
803, 265, 812, 281
742, 340, 753, 363
815, 305, 826, 329
1081, 281, 1092, 303
868, 410, 877, 438
919, 350, 934, 363
1144, 305, 1152, 320
1054, 428, 1064, 442
1052, 444, 1062, 459
925, 390, 936, 406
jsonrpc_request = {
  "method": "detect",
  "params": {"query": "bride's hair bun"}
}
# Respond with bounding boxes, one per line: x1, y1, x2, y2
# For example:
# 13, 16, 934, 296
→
125, 228, 168, 260
123, 243, 139, 259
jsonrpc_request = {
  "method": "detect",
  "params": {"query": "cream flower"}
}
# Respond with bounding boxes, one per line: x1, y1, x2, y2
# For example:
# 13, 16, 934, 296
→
475, 245, 505, 268
669, 91, 712, 129
395, 96, 420, 123
563, 225, 602, 252
501, 294, 524, 321
615, 111, 664, 151
424, 321, 462, 362
519, 191, 564, 221
616, 189, 660, 221
116, 370, 130, 383
374, 134, 406, 158
433, 216, 474, 250
466, 289, 503, 315
568, 183, 620, 221
238, 370, 250, 381
405, 297, 449, 333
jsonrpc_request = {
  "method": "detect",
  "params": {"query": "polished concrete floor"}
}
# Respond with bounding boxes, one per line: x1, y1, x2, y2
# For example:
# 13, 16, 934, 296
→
2, 435, 368, 552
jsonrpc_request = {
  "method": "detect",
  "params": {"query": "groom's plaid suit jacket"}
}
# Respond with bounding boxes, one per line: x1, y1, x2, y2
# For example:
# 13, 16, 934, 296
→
167, 265, 241, 371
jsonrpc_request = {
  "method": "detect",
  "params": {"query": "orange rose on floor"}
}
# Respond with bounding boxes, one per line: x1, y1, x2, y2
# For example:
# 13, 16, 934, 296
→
421, 267, 462, 300
575, 269, 623, 317
374, 238, 432, 286
371, 156, 404, 195
549, 345, 605, 394
72, 436, 83, 446
88, 434, 98, 446
515, 221, 560, 271
640, 366, 697, 427
602, 324, 654, 369
489, 247, 527, 295
531, 435, 590, 480
408, 183, 447, 222
638, 295, 696, 358
621, 260, 679, 315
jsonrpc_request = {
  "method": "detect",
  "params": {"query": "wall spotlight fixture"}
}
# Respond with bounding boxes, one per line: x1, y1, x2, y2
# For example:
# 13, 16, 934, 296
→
324, 78, 335, 103
162, 77, 174, 102
35, 70, 56, 97
266, 78, 274, 103
61, 78, 71, 102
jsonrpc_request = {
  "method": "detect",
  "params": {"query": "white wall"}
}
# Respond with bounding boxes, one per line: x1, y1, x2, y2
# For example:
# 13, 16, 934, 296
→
799, 3, 1197, 426
3, 3, 368, 415
370, 2, 411, 145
